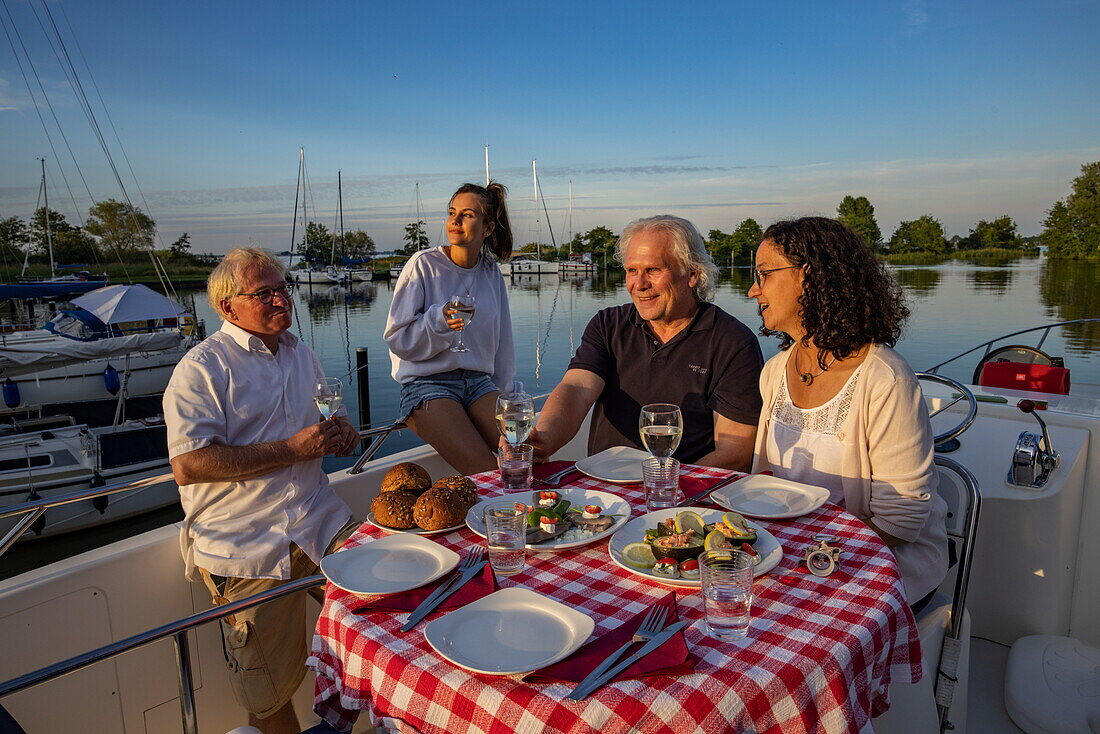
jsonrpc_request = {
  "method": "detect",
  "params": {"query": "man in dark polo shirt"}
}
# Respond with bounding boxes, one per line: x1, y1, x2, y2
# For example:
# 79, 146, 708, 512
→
530, 215, 763, 469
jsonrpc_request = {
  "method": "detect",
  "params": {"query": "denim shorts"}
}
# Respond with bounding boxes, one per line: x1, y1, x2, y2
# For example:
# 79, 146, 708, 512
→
398, 370, 499, 422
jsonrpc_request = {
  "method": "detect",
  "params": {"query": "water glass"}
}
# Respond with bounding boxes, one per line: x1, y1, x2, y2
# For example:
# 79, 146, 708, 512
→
642, 456, 680, 510
699, 549, 755, 640
497, 443, 534, 491
484, 501, 526, 576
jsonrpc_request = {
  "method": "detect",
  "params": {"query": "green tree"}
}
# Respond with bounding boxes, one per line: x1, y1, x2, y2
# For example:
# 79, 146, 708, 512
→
889, 215, 947, 255
836, 195, 882, 250
84, 199, 156, 256
963, 216, 1022, 250
578, 226, 617, 268
402, 220, 429, 255
0, 215, 29, 261
342, 229, 376, 261
730, 218, 764, 261
706, 229, 736, 266
168, 232, 192, 260
299, 221, 332, 263
29, 207, 99, 262
1043, 162, 1100, 259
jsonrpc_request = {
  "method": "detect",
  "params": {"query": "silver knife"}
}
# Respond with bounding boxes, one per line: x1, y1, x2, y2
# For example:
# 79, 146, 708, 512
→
676, 472, 746, 507
399, 560, 487, 632
566, 620, 689, 701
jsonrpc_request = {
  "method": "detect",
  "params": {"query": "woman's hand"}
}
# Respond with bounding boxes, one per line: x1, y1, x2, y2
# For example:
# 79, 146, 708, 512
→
442, 304, 466, 332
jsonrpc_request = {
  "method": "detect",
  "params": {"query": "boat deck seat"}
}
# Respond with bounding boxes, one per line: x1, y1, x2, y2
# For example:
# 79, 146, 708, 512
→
1005, 635, 1100, 734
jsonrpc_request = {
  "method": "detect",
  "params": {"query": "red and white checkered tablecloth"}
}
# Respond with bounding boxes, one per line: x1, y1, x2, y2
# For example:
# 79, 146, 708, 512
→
308, 465, 922, 734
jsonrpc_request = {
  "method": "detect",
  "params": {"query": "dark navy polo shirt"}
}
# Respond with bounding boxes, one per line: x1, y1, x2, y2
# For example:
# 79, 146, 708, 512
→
568, 301, 764, 464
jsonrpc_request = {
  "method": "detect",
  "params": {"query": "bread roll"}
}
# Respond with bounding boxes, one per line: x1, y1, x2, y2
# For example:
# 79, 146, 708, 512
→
370, 490, 418, 529
381, 462, 432, 496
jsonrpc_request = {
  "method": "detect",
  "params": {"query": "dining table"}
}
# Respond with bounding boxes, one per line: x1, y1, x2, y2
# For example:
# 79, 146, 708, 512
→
307, 463, 923, 734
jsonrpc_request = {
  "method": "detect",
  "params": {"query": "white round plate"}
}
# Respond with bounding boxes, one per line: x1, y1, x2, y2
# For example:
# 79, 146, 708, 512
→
574, 445, 651, 483
607, 507, 783, 587
424, 587, 594, 675
366, 512, 464, 536
465, 488, 631, 551
711, 475, 830, 519
320, 534, 459, 596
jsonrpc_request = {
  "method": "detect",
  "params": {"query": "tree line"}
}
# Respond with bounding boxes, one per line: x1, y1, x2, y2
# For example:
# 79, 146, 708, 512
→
295, 221, 377, 264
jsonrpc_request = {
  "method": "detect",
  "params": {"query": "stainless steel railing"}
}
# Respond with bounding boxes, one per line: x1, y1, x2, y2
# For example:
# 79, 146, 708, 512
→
923, 318, 1100, 375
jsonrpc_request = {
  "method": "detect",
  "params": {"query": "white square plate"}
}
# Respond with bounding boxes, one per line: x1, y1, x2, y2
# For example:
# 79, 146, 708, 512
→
320, 534, 459, 596
464, 488, 631, 550
575, 445, 651, 483
711, 475, 830, 519
424, 587, 595, 675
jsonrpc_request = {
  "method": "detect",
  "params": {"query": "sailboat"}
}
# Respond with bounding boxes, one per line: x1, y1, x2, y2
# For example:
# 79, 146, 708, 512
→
288, 149, 341, 285
389, 183, 426, 280
332, 171, 372, 282
509, 160, 558, 276
558, 179, 595, 274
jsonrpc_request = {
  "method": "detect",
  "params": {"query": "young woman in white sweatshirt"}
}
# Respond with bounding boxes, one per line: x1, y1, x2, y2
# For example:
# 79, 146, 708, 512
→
384, 182, 515, 474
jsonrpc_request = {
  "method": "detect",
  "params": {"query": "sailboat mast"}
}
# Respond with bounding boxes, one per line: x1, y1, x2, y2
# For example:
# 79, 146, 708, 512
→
331, 170, 343, 266
40, 158, 55, 278
532, 160, 540, 262
415, 182, 424, 250
289, 148, 304, 269
484, 145, 490, 186
567, 179, 574, 253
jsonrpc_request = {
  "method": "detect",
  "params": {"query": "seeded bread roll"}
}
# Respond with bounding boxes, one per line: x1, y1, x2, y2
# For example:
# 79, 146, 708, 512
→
381, 462, 432, 496
370, 490, 418, 529
431, 475, 478, 506
413, 486, 469, 531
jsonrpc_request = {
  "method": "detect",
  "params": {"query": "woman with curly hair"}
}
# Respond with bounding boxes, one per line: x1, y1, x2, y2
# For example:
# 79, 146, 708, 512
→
384, 181, 515, 475
747, 216, 947, 610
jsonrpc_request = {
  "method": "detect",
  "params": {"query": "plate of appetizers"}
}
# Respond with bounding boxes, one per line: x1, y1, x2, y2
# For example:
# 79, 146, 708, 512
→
424, 587, 594, 675
465, 488, 631, 551
574, 445, 651, 484
365, 513, 465, 536
321, 534, 459, 596
710, 474, 831, 519
607, 507, 783, 587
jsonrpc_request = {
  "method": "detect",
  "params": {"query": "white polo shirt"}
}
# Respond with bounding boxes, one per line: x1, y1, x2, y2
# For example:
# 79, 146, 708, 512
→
164, 321, 351, 581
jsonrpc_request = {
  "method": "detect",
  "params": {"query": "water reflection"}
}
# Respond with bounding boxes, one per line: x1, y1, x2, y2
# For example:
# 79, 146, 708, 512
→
966, 268, 1014, 296
891, 268, 942, 298
1039, 259, 1100, 353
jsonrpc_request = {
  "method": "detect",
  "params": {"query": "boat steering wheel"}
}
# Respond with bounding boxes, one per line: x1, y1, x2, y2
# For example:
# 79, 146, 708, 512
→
914, 372, 978, 447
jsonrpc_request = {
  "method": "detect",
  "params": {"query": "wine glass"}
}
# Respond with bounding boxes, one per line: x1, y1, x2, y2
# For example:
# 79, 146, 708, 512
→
639, 403, 683, 467
447, 292, 476, 353
496, 391, 535, 445
314, 378, 343, 421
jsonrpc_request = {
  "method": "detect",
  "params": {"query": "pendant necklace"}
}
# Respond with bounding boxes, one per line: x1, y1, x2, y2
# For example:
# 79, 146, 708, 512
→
797, 347, 837, 386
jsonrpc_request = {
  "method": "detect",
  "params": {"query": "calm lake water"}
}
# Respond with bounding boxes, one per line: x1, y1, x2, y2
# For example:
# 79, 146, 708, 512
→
3, 255, 1097, 578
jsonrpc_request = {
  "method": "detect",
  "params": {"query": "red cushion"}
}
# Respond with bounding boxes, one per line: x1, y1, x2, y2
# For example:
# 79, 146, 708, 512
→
979, 361, 1071, 395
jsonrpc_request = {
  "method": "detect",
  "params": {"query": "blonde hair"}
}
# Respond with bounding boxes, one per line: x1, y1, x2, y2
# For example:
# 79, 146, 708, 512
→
615, 215, 719, 302
207, 248, 287, 316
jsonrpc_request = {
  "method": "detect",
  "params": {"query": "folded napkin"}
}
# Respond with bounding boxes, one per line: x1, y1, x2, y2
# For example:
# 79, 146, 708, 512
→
677, 469, 772, 504
525, 591, 696, 684
349, 563, 498, 615
532, 460, 578, 481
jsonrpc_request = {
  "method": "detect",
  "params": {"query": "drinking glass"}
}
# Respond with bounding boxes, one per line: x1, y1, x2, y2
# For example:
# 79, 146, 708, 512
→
497, 443, 534, 491
484, 501, 526, 576
642, 456, 680, 510
699, 549, 755, 640
314, 378, 343, 420
447, 292, 476, 353
496, 392, 535, 445
639, 403, 683, 468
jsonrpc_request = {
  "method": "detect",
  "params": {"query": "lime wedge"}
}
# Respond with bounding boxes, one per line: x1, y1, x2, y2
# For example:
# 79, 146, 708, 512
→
620, 542, 658, 569
675, 510, 707, 536
722, 511, 751, 535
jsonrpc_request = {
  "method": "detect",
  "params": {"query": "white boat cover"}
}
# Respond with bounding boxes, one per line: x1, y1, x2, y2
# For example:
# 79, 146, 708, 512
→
70, 284, 185, 324
0, 331, 184, 377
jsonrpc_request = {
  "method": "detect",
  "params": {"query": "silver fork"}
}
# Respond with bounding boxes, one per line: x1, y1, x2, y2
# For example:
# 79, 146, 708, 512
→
400, 548, 487, 631
532, 463, 578, 486
566, 606, 668, 699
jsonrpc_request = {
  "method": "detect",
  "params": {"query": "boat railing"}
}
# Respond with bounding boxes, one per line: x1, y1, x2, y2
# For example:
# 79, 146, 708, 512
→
0, 570, 325, 734
923, 318, 1100, 375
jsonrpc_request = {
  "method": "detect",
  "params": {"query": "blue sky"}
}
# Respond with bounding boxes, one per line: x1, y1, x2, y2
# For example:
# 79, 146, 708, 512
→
1, 0, 1098, 254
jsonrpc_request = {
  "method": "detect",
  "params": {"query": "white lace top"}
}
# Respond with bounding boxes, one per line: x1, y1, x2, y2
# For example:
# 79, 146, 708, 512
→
766, 367, 864, 505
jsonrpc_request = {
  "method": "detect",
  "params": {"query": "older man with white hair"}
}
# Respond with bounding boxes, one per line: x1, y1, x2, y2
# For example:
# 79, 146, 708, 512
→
164, 247, 360, 734
530, 215, 763, 470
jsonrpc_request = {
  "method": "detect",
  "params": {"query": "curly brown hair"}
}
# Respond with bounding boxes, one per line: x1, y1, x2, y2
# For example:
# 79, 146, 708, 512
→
760, 217, 909, 368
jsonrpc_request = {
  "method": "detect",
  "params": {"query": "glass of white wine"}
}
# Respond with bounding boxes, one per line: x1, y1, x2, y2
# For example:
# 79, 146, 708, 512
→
314, 378, 343, 421
639, 403, 683, 468
496, 392, 535, 445
447, 292, 476, 353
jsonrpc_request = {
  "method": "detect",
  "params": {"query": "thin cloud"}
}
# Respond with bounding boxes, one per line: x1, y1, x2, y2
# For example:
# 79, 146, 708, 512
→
903, 0, 929, 31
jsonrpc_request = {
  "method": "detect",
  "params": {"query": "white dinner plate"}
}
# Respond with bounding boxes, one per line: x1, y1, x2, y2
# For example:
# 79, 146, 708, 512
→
711, 475, 831, 519
424, 587, 594, 675
320, 534, 459, 596
366, 512, 465, 536
465, 488, 631, 551
574, 445, 651, 483
607, 507, 783, 587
